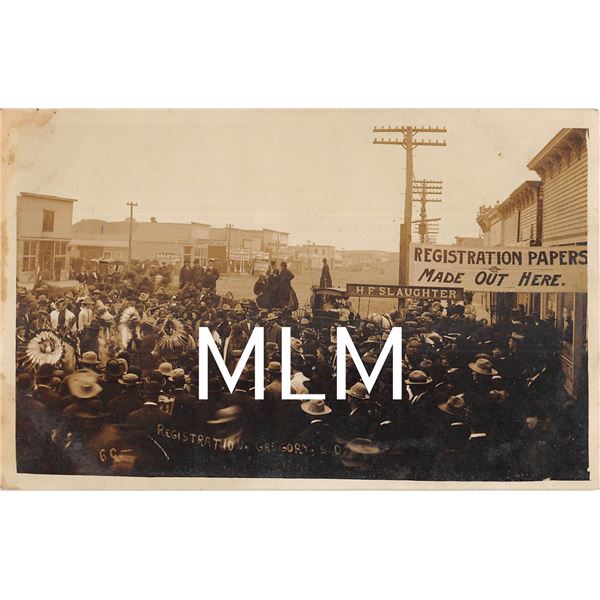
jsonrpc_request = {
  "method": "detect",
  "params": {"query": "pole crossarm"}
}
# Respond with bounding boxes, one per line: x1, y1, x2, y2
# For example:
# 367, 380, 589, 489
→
372, 123, 446, 291
373, 126, 447, 133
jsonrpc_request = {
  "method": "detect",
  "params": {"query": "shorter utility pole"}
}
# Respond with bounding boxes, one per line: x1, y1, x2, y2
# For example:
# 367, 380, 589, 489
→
412, 179, 443, 243
126, 202, 138, 269
225, 223, 233, 271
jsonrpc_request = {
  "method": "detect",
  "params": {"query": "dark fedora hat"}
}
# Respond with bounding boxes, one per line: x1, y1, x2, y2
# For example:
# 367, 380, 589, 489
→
104, 359, 123, 377
141, 380, 162, 397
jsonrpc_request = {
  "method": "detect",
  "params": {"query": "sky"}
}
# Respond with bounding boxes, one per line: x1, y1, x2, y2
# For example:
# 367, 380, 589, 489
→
5, 109, 591, 251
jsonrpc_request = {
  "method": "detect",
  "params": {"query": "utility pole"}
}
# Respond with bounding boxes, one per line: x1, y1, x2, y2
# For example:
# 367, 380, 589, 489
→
373, 126, 446, 292
412, 178, 443, 243
126, 202, 138, 269
225, 223, 233, 272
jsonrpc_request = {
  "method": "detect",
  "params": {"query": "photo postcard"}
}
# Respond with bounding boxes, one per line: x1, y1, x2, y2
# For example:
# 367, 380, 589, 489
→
1, 108, 597, 489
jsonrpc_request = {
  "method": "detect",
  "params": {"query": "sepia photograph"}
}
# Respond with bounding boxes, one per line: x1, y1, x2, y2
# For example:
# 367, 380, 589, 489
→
1, 109, 597, 488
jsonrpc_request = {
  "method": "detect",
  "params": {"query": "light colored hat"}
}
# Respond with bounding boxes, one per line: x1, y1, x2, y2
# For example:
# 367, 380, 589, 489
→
67, 371, 102, 399
438, 395, 466, 415
468, 358, 498, 376
266, 361, 282, 372
158, 362, 175, 377
118, 373, 141, 385
290, 338, 303, 353
207, 405, 243, 425
346, 382, 370, 400
404, 370, 433, 385
80, 351, 100, 365
169, 368, 186, 381
339, 438, 382, 471
301, 399, 332, 416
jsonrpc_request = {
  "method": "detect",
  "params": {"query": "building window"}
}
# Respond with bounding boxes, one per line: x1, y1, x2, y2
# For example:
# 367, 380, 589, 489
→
42, 210, 55, 232
183, 245, 192, 263
103, 251, 112, 259
22, 241, 38, 272
53, 242, 67, 277
114, 251, 123, 259
516, 210, 521, 242
194, 245, 207, 266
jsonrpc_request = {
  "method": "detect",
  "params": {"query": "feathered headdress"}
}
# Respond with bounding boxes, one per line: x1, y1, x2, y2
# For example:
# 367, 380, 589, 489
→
25, 330, 64, 368
154, 317, 188, 353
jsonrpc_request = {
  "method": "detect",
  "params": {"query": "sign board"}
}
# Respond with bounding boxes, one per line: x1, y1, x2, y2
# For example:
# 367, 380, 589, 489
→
252, 251, 270, 261
409, 243, 587, 293
229, 248, 251, 261
346, 283, 463, 300
156, 253, 181, 261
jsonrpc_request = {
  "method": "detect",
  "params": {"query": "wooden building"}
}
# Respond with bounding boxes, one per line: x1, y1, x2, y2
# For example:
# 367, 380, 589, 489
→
476, 128, 588, 399
17, 192, 76, 284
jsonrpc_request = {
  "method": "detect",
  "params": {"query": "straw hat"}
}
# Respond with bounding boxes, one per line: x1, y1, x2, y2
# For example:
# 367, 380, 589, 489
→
67, 371, 102, 399
468, 358, 498, 376
404, 370, 433, 385
346, 382, 370, 401
339, 438, 382, 471
301, 399, 332, 416
437, 395, 466, 416
169, 368, 186, 382
80, 351, 100, 366
158, 362, 175, 377
118, 373, 141, 386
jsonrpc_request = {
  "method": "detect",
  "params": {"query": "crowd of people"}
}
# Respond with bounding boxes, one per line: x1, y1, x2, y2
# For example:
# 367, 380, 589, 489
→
14, 262, 588, 480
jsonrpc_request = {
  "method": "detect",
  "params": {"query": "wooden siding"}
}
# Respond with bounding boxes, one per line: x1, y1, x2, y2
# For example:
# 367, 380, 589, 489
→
490, 220, 502, 246
519, 202, 537, 242
502, 211, 519, 245
542, 147, 587, 243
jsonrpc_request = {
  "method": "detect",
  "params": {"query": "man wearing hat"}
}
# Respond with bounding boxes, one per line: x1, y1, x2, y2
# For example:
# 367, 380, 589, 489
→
127, 380, 172, 433
50, 298, 77, 334
204, 259, 220, 292
168, 368, 197, 423
80, 351, 101, 372
34, 363, 66, 415
265, 312, 282, 346
191, 259, 204, 289
341, 382, 374, 441
296, 399, 334, 444
78, 297, 94, 331
466, 357, 499, 427
16, 372, 49, 472
106, 373, 143, 423
100, 358, 126, 403
62, 370, 105, 423
179, 259, 193, 288
258, 361, 283, 437
80, 319, 101, 356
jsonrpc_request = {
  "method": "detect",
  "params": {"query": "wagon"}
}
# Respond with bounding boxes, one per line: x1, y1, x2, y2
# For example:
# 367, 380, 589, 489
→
309, 286, 350, 328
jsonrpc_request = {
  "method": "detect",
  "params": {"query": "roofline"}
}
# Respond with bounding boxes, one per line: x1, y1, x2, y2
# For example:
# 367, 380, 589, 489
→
19, 192, 78, 202
262, 228, 289, 235
527, 128, 588, 170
